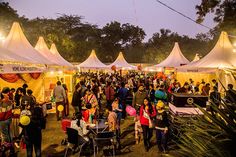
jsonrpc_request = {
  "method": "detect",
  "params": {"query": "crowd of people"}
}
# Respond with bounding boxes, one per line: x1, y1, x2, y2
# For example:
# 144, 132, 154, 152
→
0, 71, 236, 156
68, 72, 236, 153
0, 84, 45, 157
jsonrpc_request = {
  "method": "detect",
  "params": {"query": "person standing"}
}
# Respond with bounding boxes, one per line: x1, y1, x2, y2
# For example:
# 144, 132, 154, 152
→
105, 82, 115, 107
53, 81, 66, 121
71, 83, 82, 114
201, 83, 211, 96
139, 98, 156, 152
21, 104, 44, 157
118, 82, 128, 119
133, 85, 147, 114
155, 101, 169, 153
209, 86, 221, 115
0, 87, 13, 144
148, 84, 155, 104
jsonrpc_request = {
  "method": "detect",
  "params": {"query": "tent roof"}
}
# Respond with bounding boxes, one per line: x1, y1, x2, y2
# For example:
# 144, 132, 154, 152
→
0, 46, 31, 64
35, 37, 60, 65
191, 53, 200, 62
78, 50, 107, 69
108, 52, 136, 70
143, 42, 189, 71
155, 42, 190, 67
50, 43, 73, 67
178, 31, 236, 71
2, 22, 53, 64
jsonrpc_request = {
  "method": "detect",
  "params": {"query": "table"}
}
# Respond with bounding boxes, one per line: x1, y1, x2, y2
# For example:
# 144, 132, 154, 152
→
88, 119, 108, 135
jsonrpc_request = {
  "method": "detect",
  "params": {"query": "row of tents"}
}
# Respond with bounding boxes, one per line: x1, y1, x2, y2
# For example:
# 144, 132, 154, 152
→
0, 22, 73, 74
0, 22, 235, 93
78, 31, 236, 74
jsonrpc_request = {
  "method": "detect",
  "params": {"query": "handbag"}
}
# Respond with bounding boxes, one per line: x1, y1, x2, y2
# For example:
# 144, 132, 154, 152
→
148, 118, 154, 128
143, 109, 154, 128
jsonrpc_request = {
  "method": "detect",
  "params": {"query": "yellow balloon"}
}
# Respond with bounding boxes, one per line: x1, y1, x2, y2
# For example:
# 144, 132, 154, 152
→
156, 100, 164, 109
20, 116, 31, 126
57, 105, 64, 112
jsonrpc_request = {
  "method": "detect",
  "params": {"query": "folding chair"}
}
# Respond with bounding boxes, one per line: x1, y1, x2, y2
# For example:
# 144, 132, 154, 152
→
61, 119, 71, 145
64, 127, 88, 157
93, 131, 116, 157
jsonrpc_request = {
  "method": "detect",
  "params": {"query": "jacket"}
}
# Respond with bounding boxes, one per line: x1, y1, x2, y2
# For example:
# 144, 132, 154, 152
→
140, 105, 156, 126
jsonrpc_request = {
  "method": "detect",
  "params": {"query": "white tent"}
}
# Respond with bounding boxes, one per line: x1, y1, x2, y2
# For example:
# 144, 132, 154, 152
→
176, 32, 236, 92
50, 43, 73, 67
191, 53, 200, 62
78, 50, 107, 69
108, 52, 136, 70
0, 46, 30, 64
178, 31, 236, 72
35, 37, 60, 65
144, 42, 189, 71
2, 22, 54, 65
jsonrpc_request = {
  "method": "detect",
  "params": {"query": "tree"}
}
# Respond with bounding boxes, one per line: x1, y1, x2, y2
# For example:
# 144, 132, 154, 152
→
0, 2, 28, 36
196, 0, 236, 35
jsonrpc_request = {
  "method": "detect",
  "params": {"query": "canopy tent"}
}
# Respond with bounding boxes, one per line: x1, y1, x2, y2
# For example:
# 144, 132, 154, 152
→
144, 42, 190, 71
176, 32, 236, 91
77, 50, 107, 69
177, 31, 236, 72
35, 37, 60, 66
0, 44, 44, 74
191, 53, 200, 62
108, 52, 136, 70
0, 46, 30, 64
50, 43, 73, 67
2, 22, 54, 65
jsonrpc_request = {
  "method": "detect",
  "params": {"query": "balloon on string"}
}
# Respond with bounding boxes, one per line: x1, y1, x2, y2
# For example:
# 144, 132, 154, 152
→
126, 105, 136, 116
57, 105, 64, 112
20, 116, 30, 126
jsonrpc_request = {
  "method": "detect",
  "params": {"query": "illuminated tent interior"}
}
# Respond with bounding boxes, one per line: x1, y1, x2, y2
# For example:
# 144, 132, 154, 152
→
176, 31, 236, 90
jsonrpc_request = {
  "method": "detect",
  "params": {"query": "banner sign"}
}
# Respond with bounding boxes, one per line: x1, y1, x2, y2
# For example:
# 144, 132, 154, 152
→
0, 64, 45, 74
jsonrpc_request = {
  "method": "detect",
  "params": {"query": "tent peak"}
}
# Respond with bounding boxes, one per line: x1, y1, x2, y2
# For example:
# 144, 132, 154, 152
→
35, 36, 50, 51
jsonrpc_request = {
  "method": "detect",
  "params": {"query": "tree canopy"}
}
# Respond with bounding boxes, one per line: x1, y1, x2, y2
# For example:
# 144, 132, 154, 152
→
0, 2, 227, 64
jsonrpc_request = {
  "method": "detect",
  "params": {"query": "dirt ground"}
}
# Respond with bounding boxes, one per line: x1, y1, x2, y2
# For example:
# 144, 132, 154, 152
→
18, 112, 172, 157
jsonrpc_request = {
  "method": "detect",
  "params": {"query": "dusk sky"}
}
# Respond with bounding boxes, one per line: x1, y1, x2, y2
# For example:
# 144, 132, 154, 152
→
3, 0, 216, 41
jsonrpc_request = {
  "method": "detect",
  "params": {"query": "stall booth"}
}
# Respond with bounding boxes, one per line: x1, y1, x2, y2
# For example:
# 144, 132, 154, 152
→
1, 22, 75, 115
176, 31, 236, 93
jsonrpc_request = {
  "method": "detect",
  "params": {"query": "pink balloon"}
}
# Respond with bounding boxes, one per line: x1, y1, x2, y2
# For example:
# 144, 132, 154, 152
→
126, 105, 136, 116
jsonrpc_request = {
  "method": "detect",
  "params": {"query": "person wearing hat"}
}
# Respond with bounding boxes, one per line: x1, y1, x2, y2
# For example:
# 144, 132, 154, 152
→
155, 100, 169, 153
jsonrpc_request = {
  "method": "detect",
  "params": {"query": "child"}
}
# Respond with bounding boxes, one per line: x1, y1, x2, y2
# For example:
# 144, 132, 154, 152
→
134, 115, 143, 144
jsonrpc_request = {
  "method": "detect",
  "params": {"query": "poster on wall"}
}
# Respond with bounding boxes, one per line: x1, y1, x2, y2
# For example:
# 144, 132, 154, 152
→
0, 64, 45, 74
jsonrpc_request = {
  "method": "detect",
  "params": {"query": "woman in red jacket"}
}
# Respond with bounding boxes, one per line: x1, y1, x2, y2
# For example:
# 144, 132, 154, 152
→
140, 97, 156, 152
